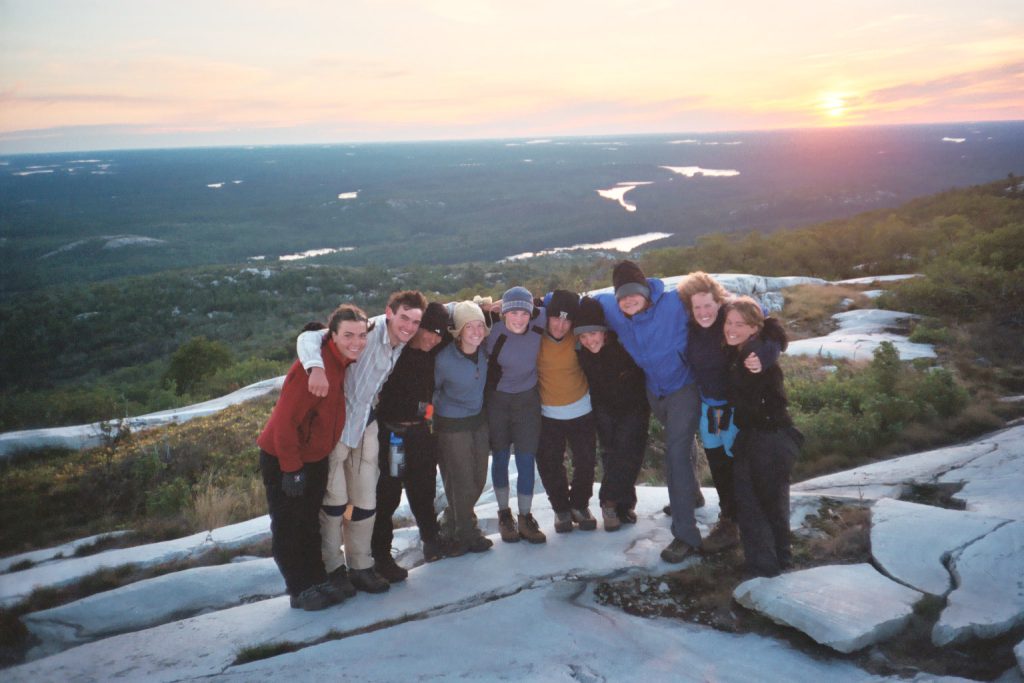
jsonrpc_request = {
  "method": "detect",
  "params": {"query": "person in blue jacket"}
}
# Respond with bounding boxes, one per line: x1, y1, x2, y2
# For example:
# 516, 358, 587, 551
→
591, 260, 703, 563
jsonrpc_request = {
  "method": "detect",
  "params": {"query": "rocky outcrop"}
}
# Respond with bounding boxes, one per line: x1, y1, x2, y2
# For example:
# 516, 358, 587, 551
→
733, 564, 923, 653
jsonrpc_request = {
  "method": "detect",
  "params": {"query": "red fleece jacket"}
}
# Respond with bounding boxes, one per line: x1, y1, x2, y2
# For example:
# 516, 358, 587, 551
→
257, 337, 350, 473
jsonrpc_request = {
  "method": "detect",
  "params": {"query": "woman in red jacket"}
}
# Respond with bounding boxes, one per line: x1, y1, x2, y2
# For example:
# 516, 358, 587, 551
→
257, 304, 368, 610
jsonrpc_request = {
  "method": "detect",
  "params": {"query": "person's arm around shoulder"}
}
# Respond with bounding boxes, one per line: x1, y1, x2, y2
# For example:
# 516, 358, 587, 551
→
297, 328, 330, 397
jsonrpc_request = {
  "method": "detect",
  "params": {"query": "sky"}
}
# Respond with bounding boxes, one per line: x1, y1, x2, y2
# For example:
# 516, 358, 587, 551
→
1, 0, 1022, 154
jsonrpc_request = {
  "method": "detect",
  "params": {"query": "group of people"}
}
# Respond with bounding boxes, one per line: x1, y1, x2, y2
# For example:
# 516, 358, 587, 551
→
256, 260, 803, 611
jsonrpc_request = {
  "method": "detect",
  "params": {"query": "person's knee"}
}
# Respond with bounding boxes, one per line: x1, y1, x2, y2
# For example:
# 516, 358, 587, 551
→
350, 506, 375, 521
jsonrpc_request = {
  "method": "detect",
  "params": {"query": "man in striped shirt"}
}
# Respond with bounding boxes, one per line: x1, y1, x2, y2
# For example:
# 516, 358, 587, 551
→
298, 291, 426, 595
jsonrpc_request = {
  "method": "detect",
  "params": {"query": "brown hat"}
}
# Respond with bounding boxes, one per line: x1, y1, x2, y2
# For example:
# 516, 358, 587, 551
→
613, 260, 650, 300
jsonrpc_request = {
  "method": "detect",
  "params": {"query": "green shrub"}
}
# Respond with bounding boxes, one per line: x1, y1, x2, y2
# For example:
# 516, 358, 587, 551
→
909, 322, 953, 345
145, 477, 191, 517
164, 337, 233, 396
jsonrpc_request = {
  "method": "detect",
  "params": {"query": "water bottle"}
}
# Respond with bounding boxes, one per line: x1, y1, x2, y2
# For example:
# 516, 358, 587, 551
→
389, 432, 406, 478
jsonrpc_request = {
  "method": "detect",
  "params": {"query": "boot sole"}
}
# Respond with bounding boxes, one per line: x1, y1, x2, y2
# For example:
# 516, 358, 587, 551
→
519, 533, 547, 544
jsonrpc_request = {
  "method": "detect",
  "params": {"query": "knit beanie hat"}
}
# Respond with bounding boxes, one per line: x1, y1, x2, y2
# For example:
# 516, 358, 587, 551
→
613, 260, 650, 300
501, 286, 534, 315
547, 289, 580, 322
574, 296, 607, 335
452, 301, 486, 338
420, 302, 449, 337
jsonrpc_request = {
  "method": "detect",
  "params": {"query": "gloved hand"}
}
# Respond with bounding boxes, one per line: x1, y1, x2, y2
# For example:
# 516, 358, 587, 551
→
281, 468, 306, 497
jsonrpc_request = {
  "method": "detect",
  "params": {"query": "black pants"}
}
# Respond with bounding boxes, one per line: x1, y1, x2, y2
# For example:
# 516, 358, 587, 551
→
536, 412, 597, 513
260, 450, 328, 597
372, 424, 442, 559
732, 428, 800, 577
594, 406, 649, 508
706, 446, 736, 521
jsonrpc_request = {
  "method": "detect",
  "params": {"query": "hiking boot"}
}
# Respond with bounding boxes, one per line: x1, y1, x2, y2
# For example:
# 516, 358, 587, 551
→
571, 507, 598, 531
601, 504, 621, 532
498, 509, 520, 543
660, 538, 699, 564
328, 565, 357, 599
617, 506, 637, 524
695, 489, 706, 508
662, 504, 672, 516
554, 511, 574, 533
468, 535, 493, 553
702, 518, 740, 554
290, 585, 331, 611
349, 567, 390, 594
314, 580, 348, 606
518, 513, 547, 544
422, 537, 445, 563
446, 542, 468, 558
373, 554, 409, 583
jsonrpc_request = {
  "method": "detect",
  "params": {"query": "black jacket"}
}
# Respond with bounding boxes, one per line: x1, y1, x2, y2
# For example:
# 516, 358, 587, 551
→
577, 332, 649, 416
727, 318, 792, 432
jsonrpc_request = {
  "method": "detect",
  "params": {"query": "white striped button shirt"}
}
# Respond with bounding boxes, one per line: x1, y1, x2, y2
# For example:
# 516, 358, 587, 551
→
297, 313, 406, 448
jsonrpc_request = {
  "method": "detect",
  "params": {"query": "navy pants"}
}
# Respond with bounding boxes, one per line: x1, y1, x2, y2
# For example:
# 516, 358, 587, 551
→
372, 424, 442, 559
594, 405, 649, 509
732, 427, 801, 577
536, 412, 597, 513
260, 450, 328, 597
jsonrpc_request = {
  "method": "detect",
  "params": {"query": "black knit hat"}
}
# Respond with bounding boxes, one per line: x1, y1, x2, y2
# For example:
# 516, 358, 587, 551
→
547, 289, 580, 321
612, 260, 650, 300
420, 302, 448, 337
574, 296, 607, 335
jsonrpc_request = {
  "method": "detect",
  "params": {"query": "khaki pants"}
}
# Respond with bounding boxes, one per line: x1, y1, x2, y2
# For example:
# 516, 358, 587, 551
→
320, 420, 380, 572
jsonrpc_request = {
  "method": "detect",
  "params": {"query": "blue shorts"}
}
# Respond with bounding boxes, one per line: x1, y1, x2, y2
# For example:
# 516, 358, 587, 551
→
698, 401, 738, 457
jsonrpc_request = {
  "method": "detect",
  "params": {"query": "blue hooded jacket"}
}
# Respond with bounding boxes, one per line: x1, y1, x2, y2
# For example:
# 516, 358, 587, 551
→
594, 277, 693, 398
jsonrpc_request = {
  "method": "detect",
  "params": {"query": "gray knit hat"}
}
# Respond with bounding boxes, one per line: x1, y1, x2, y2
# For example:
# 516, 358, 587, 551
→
501, 286, 534, 315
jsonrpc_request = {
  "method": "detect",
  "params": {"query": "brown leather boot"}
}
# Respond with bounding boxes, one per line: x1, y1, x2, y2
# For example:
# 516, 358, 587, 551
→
498, 508, 520, 543
517, 513, 547, 544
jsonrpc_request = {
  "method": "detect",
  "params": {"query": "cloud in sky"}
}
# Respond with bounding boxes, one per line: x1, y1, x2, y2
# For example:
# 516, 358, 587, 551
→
1, 0, 1021, 152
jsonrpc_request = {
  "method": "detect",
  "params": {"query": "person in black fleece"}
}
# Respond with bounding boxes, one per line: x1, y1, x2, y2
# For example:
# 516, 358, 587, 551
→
371, 302, 450, 580
724, 297, 803, 578
575, 296, 650, 531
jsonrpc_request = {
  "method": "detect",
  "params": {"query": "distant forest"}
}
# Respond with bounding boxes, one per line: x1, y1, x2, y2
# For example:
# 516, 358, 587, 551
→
1, 176, 1021, 432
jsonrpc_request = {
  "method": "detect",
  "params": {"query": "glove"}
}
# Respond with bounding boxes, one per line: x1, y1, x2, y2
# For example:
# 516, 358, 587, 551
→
281, 468, 306, 498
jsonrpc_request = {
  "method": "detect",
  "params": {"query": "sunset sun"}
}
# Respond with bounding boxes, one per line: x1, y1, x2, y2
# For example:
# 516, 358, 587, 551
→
821, 94, 847, 119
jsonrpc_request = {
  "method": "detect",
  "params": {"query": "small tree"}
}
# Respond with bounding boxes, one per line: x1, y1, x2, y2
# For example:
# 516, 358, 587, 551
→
164, 337, 232, 396
870, 341, 901, 396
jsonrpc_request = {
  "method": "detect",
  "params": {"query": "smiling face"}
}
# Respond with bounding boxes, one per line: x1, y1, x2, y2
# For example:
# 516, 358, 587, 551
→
332, 320, 369, 360
617, 293, 647, 317
724, 309, 759, 347
504, 309, 530, 334
547, 315, 572, 340
458, 319, 487, 352
410, 327, 442, 353
578, 330, 606, 354
385, 304, 423, 346
691, 292, 721, 328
